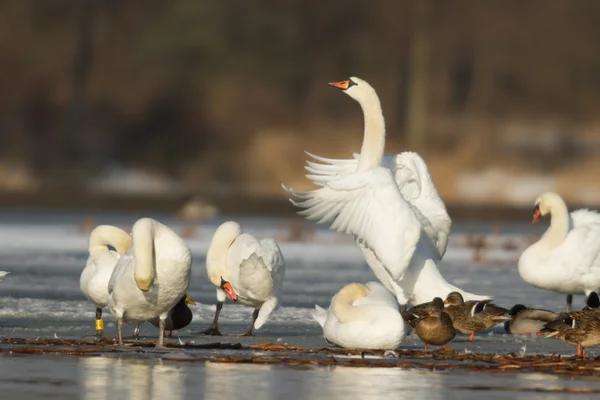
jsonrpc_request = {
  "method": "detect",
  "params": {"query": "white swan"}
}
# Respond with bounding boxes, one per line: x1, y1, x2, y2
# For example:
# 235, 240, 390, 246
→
108, 218, 192, 347
198, 221, 285, 336
518, 191, 600, 311
312, 281, 405, 349
303, 151, 451, 258
0, 271, 9, 282
80, 225, 132, 338
283, 77, 488, 306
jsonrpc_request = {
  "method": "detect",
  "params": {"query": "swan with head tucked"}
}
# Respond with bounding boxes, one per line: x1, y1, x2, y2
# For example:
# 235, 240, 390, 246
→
80, 225, 132, 338
108, 217, 192, 348
303, 150, 451, 259
283, 77, 488, 306
312, 281, 405, 349
518, 191, 600, 312
197, 221, 285, 336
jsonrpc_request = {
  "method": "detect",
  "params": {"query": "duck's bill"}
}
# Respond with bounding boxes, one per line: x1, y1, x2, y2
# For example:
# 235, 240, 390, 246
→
222, 282, 238, 301
328, 80, 350, 90
184, 294, 196, 305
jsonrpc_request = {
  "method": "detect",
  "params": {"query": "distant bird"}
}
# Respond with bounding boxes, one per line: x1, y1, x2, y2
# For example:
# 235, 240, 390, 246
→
444, 292, 510, 341
0, 271, 9, 282
413, 299, 455, 350
80, 225, 132, 339
519, 192, 600, 312
503, 304, 559, 335
197, 221, 285, 336
149, 293, 195, 337
108, 218, 192, 348
312, 282, 405, 350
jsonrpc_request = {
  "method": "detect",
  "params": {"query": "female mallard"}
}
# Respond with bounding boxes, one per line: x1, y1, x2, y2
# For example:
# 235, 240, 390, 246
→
504, 304, 559, 335
444, 292, 510, 341
413, 298, 455, 350
149, 294, 195, 337
402, 297, 444, 329
542, 317, 600, 356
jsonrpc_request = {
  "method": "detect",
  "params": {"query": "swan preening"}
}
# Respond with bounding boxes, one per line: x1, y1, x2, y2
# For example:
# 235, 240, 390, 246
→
80, 225, 132, 338
312, 281, 405, 349
519, 191, 600, 312
108, 218, 192, 347
198, 221, 285, 336
283, 77, 488, 307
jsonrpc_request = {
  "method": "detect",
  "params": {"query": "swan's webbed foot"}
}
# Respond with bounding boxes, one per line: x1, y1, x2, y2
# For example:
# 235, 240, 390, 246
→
229, 308, 258, 337
195, 324, 223, 336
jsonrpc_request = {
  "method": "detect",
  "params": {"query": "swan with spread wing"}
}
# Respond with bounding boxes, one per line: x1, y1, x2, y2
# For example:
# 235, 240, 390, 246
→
283, 77, 488, 306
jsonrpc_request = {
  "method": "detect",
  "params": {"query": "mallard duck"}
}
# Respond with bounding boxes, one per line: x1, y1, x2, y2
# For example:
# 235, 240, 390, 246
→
402, 297, 444, 329
444, 291, 510, 341
413, 298, 455, 350
149, 294, 195, 337
504, 304, 559, 335
541, 317, 600, 356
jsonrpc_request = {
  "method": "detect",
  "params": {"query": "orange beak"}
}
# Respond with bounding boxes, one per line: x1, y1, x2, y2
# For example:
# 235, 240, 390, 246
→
328, 80, 350, 90
532, 208, 541, 224
222, 282, 237, 301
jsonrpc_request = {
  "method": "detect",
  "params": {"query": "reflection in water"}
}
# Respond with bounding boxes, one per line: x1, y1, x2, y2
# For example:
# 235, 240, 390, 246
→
318, 366, 444, 400
79, 357, 186, 400
202, 362, 271, 400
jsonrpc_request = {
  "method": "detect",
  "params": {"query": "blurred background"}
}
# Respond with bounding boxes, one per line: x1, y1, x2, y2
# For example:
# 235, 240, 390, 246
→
2, 0, 600, 217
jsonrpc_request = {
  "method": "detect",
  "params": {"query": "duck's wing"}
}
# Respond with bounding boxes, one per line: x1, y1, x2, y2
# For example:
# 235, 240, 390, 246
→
284, 156, 422, 287
519, 309, 560, 322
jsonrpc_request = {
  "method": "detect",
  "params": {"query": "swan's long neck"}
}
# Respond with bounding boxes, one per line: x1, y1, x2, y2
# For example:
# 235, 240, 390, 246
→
356, 91, 386, 172
332, 284, 371, 323
132, 218, 156, 292
88, 225, 132, 264
206, 228, 239, 286
541, 199, 571, 249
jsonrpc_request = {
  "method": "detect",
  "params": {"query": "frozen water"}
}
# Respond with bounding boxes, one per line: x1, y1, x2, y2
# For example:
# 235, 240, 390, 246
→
0, 211, 595, 399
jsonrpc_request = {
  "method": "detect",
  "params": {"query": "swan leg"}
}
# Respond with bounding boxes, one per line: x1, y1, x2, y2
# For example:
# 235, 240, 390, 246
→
194, 301, 224, 336
577, 343, 582, 356
155, 318, 167, 349
167, 330, 173, 338
230, 309, 259, 337
423, 343, 428, 351
566, 294, 573, 312
469, 331, 475, 342
117, 318, 124, 347
133, 324, 140, 341
95, 308, 104, 340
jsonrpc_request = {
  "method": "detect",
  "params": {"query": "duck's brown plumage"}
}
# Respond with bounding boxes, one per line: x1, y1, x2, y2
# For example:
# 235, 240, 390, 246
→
542, 317, 600, 356
414, 301, 456, 349
444, 292, 510, 341
402, 297, 445, 329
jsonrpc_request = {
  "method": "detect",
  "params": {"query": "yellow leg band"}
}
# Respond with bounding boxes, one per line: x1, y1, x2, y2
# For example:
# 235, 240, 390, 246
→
96, 319, 104, 331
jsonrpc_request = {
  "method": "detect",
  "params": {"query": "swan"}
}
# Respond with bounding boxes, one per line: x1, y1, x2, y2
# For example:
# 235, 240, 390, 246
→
80, 225, 132, 338
518, 191, 600, 311
303, 151, 451, 259
311, 281, 405, 349
0, 271, 9, 282
197, 221, 285, 336
108, 217, 192, 348
283, 77, 488, 306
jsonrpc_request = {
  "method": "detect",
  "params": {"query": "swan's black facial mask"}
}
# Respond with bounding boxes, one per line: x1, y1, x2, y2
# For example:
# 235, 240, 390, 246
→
328, 78, 357, 90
